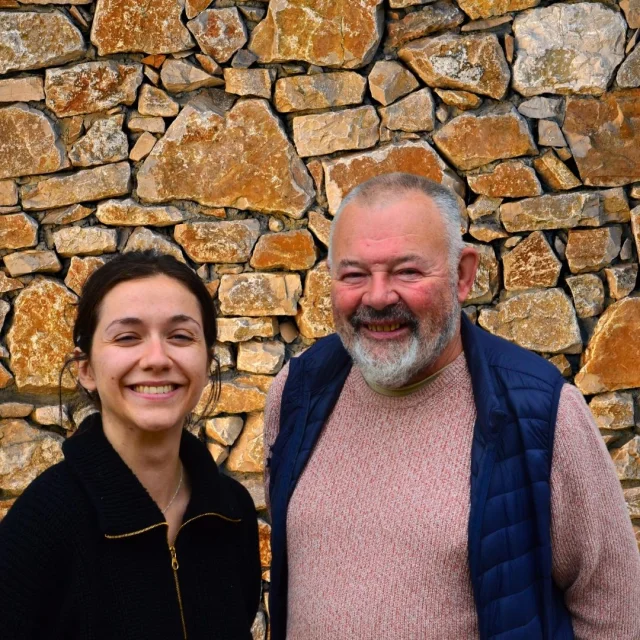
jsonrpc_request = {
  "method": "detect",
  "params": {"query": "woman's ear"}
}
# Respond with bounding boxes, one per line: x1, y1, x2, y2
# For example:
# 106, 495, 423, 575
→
75, 348, 97, 392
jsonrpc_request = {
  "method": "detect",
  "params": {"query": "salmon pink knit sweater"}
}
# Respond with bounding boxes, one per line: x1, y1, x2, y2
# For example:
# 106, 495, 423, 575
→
264, 353, 640, 640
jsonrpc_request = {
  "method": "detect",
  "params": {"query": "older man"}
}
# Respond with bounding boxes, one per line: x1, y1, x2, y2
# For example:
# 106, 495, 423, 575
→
264, 173, 640, 640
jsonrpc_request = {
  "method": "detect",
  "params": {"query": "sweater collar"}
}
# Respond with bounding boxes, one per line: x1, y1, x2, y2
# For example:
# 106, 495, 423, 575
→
63, 413, 239, 537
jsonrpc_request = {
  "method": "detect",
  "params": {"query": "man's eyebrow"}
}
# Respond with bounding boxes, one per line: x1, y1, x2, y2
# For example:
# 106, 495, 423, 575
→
105, 315, 202, 331
336, 255, 428, 270
336, 259, 364, 270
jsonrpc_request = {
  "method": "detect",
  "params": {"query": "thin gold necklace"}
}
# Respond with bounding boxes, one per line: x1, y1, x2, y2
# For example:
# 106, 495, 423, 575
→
161, 465, 183, 514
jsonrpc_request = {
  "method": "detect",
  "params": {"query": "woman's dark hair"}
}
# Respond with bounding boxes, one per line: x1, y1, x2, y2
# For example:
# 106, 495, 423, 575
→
61, 250, 219, 427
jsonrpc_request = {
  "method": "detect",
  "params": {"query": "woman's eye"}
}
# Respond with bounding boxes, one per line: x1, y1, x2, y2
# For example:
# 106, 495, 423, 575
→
114, 334, 138, 343
171, 333, 194, 342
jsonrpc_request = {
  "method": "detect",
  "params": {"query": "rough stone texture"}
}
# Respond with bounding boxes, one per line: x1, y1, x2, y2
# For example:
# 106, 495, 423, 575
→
532, 150, 581, 191
575, 298, 640, 393
296, 260, 333, 338
433, 107, 537, 171
512, 3, 626, 96
21, 162, 131, 211
0, 420, 63, 494
188, 8, 247, 63
0, 180, 17, 206
537, 120, 566, 148
138, 85, 179, 117
621, 0, 640, 29
249, 0, 384, 69
137, 98, 314, 219
129, 132, 157, 162
563, 91, 640, 187
41, 204, 93, 226
434, 88, 482, 111
565, 227, 622, 274
462, 242, 497, 304
96, 199, 187, 227
0, 272, 23, 294
226, 412, 264, 473
502, 231, 561, 291
601, 188, 631, 225
123, 227, 185, 262
250, 230, 316, 271
368, 61, 418, 105
500, 192, 601, 233
386, 1, 464, 49
566, 274, 605, 319
0, 11, 85, 75
0, 76, 44, 103
160, 59, 223, 92
457, 0, 538, 20
467, 160, 542, 198
0, 104, 67, 180
214, 381, 266, 416
0, 403, 34, 420
378, 88, 435, 133
91, 0, 194, 56
219, 273, 302, 316
0, 213, 38, 250
604, 264, 638, 300
611, 436, 640, 480
45, 61, 143, 118
205, 415, 243, 447
399, 33, 510, 100
224, 69, 273, 99
589, 392, 635, 431
68, 117, 128, 168
518, 96, 563, 120
64, 256, 106, 295
174, 220, 261, 263
217, 317, 279, 343
237, 341, 285, 375
292, 106, 380, 158
3, 250, 61, 277
478, 288, 582, 354
274, 72, 367, 113
7, 279, 77, 393
53, 227, 118, 257
323, 139, 463, 214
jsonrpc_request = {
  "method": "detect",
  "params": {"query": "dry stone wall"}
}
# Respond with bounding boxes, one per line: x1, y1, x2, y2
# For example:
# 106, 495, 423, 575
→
1, 0, 640, 627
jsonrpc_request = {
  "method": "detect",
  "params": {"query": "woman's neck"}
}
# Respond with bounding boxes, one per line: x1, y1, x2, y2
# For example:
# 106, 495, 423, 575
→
101, 416, 184, 512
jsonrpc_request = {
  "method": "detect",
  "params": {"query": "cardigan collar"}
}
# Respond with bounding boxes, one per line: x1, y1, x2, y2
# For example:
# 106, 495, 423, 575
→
63, 413, 241, 537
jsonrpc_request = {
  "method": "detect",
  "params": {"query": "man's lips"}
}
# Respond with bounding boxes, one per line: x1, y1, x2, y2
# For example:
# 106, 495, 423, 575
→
357, 322, 411, 338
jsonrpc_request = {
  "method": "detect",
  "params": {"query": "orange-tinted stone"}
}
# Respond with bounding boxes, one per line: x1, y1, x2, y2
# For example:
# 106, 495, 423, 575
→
7, 279, 77, 393
91, 0, 194, 55
296, 260, 333, 338
563, 90, 640, 187
249, 0, 384, 69
575, 298, 640, 394
174, 220, 261, 263
322, 139, 463, 214
187, 8, 247, 63
502, 231, 561, 291
0, 213, 38, 250
137, 98, 314, 219
64, 256, 107, 295
250, 229, 317, 271
467, 160, 542, 197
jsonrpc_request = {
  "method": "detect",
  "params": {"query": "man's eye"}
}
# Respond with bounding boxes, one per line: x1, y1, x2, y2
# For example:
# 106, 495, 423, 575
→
397, 270, 420, 278
342, 272, 365, 281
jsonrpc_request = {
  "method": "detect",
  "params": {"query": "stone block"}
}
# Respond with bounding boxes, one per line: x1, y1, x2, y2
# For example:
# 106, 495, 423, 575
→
219, 273, 302, 316
174, 220, 261, 263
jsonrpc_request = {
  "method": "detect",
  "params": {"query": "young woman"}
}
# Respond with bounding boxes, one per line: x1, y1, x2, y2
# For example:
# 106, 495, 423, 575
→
0, 251, 261, 639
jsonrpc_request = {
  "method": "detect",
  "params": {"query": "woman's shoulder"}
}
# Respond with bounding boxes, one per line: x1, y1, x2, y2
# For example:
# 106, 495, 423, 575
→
0, 459, 88, 541
218, 472, 258, 519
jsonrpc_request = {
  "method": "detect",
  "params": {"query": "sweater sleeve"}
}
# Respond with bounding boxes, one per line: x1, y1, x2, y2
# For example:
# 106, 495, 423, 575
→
263, 362, 289, 514
0, 467, 68, 639
550, 384, 640, 640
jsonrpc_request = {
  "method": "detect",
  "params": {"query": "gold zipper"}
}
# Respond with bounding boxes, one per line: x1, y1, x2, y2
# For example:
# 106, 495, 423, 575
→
103, 512, 241, 640
169, 545, 188, 640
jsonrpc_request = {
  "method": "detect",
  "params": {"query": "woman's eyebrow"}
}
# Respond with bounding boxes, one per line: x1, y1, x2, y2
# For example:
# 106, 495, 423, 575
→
105, 315, 202, 331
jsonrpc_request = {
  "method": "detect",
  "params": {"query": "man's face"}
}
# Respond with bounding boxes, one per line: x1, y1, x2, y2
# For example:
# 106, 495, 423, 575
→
330, 191, 463, 388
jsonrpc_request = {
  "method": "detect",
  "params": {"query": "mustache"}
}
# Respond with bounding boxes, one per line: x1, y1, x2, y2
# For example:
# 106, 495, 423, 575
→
349, 304, 419, 330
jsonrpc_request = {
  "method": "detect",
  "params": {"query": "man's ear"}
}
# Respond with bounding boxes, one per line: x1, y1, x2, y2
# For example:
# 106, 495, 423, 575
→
75, 348, 97, 392
456, 247, 480, 304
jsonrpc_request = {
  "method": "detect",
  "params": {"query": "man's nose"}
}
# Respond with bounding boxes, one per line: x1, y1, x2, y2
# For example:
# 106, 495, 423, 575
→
361, 273, 399, 310
140, 337, 171, 369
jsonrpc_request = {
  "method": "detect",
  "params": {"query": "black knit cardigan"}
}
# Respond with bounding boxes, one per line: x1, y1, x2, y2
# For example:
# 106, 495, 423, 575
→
0, 414, 261, 640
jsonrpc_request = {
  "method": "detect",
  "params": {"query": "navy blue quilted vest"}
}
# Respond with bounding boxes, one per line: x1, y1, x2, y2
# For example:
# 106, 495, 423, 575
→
268, 315, 574, 640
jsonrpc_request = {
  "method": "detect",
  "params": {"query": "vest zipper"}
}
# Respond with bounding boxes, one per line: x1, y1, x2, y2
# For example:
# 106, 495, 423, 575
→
169, 544, 188, 640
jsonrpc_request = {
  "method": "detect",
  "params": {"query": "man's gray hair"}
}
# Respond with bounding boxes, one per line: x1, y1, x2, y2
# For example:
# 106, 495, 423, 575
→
328, 173, 465, 272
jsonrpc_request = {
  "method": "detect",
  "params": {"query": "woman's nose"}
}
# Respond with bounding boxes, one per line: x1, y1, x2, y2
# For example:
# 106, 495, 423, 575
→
140, 338, 171, 369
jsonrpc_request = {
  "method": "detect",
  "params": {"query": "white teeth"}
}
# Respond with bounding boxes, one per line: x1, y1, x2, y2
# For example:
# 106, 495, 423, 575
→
366, 323, 401, 332
132, 385, 175, 395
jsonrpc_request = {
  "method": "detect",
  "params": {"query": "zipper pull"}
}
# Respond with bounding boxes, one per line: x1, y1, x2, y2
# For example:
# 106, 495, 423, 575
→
169, 545, 179, 571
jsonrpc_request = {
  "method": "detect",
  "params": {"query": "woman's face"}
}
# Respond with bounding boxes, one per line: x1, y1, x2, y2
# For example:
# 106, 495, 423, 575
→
78, 275, 210, 436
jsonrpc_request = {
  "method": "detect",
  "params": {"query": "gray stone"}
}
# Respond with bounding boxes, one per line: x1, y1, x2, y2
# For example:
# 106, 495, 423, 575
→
68, 117, 129, 168
566, 274, 605, 318
512, 3, 626, 96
